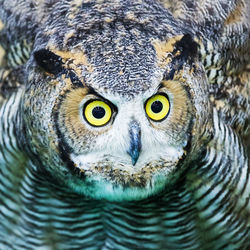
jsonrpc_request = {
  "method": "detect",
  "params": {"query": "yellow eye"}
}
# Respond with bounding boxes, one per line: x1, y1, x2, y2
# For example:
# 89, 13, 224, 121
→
84, 100, 112, 127
145, 94, 170, 121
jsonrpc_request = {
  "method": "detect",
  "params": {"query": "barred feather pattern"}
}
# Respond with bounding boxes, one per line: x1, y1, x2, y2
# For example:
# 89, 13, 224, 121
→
7, 40, 32, 68
0, 0, 249, 249
0, 91, 249, 249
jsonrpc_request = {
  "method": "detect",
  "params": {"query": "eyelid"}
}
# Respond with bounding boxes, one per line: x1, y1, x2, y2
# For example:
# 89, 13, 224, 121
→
85, 91, 118, 112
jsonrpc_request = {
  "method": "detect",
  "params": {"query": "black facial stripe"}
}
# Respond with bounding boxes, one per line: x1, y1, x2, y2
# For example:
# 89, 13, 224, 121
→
87, 86, 108, 100
52, 91, 84, 178
84, 89, 118, 114
67, 70, 84, 88
174, 83, 195, 173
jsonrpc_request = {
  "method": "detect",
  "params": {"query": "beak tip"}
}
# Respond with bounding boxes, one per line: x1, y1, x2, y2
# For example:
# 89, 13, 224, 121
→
132, 159, 137, 166
130, 151, 140, 166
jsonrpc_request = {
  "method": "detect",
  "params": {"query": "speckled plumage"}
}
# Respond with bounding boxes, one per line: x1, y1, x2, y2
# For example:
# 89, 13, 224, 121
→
0, 0, 249, 249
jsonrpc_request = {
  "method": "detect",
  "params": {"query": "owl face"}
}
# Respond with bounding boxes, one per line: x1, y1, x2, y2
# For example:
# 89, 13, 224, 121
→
23, 17, 211, 201
56, 78, 192, 200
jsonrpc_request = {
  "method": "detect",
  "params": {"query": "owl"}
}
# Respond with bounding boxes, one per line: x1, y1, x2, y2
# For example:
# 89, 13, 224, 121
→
0, 0, 249, 249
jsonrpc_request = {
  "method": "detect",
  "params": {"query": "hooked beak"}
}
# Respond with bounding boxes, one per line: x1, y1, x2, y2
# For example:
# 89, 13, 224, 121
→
127, 121, 141, 166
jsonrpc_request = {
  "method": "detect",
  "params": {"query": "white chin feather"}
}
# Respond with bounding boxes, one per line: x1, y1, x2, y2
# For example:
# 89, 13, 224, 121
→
66, 171, 172, 201
68, 147, 182, 201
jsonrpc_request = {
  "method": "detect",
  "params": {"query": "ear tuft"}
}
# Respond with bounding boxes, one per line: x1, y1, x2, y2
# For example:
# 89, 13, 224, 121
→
34, 49, 64, 75
174, 34, 198, 62
164, 34, 199, 80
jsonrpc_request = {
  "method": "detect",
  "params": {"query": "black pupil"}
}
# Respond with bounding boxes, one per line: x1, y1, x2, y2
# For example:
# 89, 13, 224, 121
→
151, 101, 163, 113
92, 106, 105, 119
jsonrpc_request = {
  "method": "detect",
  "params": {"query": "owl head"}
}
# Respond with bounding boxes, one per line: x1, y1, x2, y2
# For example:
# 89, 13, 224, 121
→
21, 2, 212, 201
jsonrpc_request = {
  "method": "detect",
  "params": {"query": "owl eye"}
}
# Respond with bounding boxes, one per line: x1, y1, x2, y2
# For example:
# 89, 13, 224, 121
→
83, 100, 112, 127
145, 94, 170, 121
